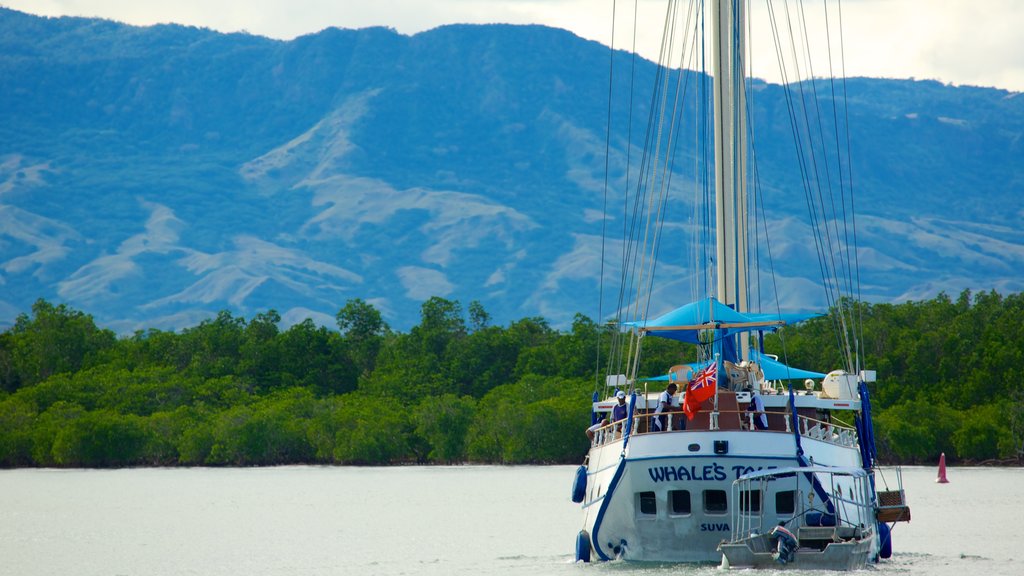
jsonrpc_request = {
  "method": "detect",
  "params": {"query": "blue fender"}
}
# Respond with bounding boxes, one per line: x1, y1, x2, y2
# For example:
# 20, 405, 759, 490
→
878, 522, 892, 559
575, 530, 592, 562
571, 465, 587, 503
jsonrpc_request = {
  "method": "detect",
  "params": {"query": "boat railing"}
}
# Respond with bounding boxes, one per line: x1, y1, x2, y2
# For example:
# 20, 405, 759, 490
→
728, 467, 875, 546
874, 466, 912, 522
588, 420, 627, 447
795, 415, 858, 449
624, 410, 774, 435
589, 412, 859, 449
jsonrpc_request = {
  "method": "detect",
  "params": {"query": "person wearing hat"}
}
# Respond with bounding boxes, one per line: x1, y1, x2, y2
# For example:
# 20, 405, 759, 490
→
611, 390, 629, 438
612, 390, 629, 423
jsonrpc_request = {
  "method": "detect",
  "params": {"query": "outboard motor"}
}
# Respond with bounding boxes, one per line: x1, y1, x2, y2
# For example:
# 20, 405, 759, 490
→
771, 524, 799, 565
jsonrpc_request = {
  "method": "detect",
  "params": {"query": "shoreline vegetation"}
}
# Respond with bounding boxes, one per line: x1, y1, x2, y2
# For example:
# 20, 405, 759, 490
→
2, 291, 1023, 468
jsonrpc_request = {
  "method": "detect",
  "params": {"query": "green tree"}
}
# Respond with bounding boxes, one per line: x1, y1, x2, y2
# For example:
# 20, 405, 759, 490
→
1, 299, 116, 390
180, 311, 246, 378
205, 389, 317, 465
336, 298, 389, 376
0, 395, 37, 466
415, 394, 476, 463
239, 310, 283, 391
331, 397, 412, 464
49, 410, 150, 467
277, 319, 355, 396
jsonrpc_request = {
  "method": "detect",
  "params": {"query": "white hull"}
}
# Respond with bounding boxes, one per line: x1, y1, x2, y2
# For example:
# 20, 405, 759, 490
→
580, 430, 870, 563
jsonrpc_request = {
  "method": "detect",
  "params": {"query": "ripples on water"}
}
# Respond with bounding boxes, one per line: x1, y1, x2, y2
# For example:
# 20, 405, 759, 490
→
0, 465, 1019, 575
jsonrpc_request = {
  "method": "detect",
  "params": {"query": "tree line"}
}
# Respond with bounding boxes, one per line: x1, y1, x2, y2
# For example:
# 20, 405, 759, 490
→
1, 291, 1021, 467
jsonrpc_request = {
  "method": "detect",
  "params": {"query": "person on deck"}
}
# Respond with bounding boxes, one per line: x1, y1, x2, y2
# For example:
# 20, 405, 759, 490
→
612, 390, 629, 422
586, 418, 609, 441
653, 383, 678, 431
747, 386, 768, 430
611, 390, 629, 438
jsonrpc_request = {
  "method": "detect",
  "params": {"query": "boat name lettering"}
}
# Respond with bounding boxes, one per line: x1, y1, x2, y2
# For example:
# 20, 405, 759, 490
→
732, 465, 778, 479
647, 463, 727, 483
700, 523, 730, 532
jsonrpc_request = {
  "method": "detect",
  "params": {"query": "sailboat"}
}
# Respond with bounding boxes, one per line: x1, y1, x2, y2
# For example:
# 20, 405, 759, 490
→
571, 0, 910, 566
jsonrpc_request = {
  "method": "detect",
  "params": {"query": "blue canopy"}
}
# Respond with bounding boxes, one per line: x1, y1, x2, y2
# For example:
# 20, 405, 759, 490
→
641, 353, 824, 382
625, 297, 822, 344
750, 350, 826, 380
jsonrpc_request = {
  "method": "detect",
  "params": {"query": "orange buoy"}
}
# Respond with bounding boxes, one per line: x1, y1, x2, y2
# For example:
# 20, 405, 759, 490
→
936, 452, 949, 483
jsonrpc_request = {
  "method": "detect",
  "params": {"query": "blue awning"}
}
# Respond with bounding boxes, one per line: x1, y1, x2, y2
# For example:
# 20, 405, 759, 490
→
751, 350, 826, 380
640, 353, 824, 382
624, 297, 823, 343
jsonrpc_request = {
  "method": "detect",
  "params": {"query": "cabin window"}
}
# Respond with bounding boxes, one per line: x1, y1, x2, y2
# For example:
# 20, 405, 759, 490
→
739, 489, 761, 514
637, 491, 657, 516
776, 490, 796, 515
669, 490, 691, 515
703, 489, 728, 514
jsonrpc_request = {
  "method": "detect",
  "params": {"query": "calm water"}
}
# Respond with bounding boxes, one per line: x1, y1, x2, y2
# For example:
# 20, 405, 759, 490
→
0, 465, 1019, 575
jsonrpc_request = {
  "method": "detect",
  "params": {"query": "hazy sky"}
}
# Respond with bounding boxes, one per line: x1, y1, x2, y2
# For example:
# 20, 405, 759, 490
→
6, 0, 1024, 92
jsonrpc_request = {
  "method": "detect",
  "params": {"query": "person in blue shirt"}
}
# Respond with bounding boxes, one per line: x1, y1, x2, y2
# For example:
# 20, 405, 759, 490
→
611, 390, 629, 438
612, 390, 628, 423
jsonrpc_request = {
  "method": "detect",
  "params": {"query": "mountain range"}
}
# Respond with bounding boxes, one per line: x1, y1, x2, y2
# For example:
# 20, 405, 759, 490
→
2, 7, 1023, 333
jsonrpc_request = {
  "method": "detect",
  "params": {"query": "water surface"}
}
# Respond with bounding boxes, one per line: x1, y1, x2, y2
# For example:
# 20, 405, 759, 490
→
0, 465, 1019, 575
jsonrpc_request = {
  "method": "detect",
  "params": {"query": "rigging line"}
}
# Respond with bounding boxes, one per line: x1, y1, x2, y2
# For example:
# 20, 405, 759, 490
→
617, 10, 669, 330
596, 0, 619, 391
822, 0, 858, 372
701, 0, 714, 301
619, 73, 666, 325
796, 0, 855, 370
691, 1, 711, 301
637, 0, 681, 322
692, 4, 708, 305
606, 0, 644, 383
611, 1, 677, 380
767, 0, 847, 365
638, 1, 696, 291
743, 0, 764, 314
779, 0, 850, 362
807, 2, 858, 370
627, 0, 679, 336
794, 0, 860, 366
837, 0, 865, 373
646, 0, 687, 297
625, 0, 697, 382
744, 4, 786, 346
788, 0, 846, 320
604, 0, 644, 382
643, 0, 699, 324
694, 0, 710, 301
822, 0, 854, 304
617, 56, 664, 334
748, 116, 784, 323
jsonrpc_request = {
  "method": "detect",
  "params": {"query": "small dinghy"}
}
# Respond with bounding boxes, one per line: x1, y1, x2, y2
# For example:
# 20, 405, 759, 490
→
718, 466, 879, 570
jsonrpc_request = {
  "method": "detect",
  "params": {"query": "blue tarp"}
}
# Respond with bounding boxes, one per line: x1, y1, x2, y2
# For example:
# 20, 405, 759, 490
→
750, 350, 827, 380
624, 297, 823, 344
625, 298, 750, 343
638, 351, 825, 382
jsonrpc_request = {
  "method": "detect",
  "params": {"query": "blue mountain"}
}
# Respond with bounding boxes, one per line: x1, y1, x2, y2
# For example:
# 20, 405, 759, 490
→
1, 8, 1022, 332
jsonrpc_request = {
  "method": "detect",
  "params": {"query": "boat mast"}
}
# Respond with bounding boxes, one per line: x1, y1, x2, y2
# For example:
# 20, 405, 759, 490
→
713, 0, 749, 359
